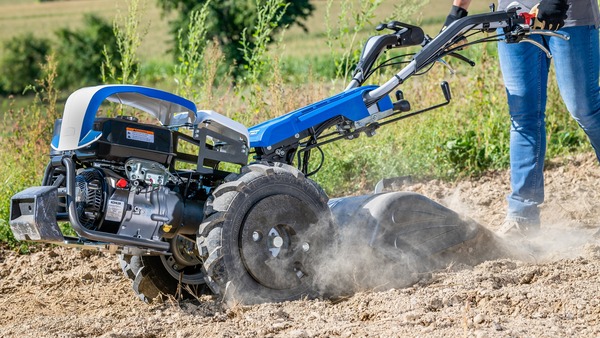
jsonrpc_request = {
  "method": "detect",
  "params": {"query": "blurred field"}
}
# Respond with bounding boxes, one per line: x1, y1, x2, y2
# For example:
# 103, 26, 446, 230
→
0, 0, 173, 61
0, 0, 493, 61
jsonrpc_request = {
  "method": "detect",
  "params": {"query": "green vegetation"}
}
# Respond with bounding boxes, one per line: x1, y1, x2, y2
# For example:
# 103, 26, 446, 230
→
0, 14, 121, 94
157, 0, 314, 78
0, 0, 592, 250
0, 34, 50, 94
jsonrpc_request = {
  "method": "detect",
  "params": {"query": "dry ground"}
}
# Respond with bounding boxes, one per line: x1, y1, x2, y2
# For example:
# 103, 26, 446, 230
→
1, 152, 600, 337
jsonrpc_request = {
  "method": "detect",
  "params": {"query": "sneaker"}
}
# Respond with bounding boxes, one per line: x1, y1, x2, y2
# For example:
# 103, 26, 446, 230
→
496, 219, 540, 238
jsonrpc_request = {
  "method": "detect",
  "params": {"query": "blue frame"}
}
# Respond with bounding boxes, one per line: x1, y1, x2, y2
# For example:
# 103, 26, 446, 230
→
248, 86, 392, 148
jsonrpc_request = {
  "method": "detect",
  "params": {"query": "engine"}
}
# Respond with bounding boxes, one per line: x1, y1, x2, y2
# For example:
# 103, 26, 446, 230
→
66, 117, 204, 242
74, 162, 184, 239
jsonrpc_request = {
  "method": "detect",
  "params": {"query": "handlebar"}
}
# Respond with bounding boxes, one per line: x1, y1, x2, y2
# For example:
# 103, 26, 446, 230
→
346, 7, 569, 106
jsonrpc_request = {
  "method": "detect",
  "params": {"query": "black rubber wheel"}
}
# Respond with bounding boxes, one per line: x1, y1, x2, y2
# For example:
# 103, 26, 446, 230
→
198, 162, 334, 305
119, 235, 211, 303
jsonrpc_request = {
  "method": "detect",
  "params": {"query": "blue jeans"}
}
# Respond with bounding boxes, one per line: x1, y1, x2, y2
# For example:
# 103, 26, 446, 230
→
497, 25, 600, 225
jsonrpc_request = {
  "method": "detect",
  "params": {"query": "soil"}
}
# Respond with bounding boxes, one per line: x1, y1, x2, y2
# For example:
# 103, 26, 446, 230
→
2, 152, 600, 338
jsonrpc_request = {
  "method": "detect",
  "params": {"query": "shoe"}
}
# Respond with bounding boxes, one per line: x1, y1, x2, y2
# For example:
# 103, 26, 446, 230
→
496, 219, 540, 238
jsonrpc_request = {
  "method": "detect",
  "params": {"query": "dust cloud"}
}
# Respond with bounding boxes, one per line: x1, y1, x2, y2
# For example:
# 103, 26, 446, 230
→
310, 164, 600, 301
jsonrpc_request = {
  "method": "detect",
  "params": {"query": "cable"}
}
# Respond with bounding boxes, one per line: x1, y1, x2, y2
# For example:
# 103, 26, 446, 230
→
363, 53, 416, 83
305, 146, 325, 177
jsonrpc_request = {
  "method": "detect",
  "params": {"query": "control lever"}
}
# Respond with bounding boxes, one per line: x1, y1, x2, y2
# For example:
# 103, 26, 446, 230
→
376, 21, 409, 33
529, 30, 570, 40
393, 99, 411, 112
520, 38, 553, 58
393, 88, 410, 112
448, 52, 476, 67
379, 81, 452, 127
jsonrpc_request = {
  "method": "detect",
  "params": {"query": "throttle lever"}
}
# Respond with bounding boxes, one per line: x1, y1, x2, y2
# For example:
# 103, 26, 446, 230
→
517, 29, 570, 59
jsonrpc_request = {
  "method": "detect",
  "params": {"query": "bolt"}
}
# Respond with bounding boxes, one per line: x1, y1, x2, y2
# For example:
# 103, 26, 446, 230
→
272, 236, 283, 248
252, 231, 262, 242
302, 242, 310, 252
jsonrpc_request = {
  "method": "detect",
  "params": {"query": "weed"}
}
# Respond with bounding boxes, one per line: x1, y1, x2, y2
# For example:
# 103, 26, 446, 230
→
174, 2, 211, 102
102, 0, 148, 84
0, 54, 61, 251
325, 0, 384, 81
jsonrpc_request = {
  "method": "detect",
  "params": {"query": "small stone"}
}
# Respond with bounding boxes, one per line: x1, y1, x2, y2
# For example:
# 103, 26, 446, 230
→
288, 329, 308, 338
475, 330, 488, 338
493, 321, 503, 331
474, 313, 486, 324
272, 322, 287, 330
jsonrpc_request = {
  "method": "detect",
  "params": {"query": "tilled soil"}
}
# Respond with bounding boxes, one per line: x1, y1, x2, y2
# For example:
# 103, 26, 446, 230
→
1, 152, 599, 338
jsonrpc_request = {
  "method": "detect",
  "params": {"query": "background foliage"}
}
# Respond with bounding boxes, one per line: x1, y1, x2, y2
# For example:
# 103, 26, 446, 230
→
157, 0, 314, 78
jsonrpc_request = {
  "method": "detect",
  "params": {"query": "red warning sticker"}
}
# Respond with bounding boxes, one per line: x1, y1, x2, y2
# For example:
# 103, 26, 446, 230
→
126, 127, 155, 143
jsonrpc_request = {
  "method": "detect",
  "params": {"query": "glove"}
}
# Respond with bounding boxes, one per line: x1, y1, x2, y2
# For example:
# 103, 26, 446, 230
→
442, 5, 469, 31
531, 0, 569, 30
441, 5, 469, 50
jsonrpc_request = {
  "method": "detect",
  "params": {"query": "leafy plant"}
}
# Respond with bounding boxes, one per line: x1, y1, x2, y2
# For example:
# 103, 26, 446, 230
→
102, 0, 148, 84
173, 2, 212, 101
0, 54, 61, 252
325, 0, 384, 81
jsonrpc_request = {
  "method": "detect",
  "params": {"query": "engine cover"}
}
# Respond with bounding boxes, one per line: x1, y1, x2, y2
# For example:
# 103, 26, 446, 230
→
80, 117, 175, 165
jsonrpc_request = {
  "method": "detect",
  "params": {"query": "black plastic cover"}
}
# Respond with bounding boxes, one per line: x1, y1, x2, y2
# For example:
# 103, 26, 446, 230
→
91, 117, 174, 165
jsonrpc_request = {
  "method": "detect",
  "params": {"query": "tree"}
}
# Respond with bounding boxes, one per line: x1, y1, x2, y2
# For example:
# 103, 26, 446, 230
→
0, 34, 50, 94
55, 14, 122, 89
157, 0, 314, 77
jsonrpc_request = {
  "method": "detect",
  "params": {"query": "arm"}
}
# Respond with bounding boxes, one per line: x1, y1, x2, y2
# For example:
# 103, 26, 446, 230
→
452, 0, 471, 10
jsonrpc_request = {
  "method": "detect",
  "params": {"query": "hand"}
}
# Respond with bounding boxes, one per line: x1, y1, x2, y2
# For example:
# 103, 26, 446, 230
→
442, 5, 469, 31
441, 5, 469, 50
531, 0, 570, 30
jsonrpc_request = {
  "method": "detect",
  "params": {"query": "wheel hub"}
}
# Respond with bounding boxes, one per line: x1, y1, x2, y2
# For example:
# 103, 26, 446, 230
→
161, 235, 205, 284
240, 194, 322, 290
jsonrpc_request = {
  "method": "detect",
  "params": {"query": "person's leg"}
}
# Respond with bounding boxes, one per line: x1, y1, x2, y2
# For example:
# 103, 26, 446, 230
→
497, 35, 550, 227
550, 25, 600, 161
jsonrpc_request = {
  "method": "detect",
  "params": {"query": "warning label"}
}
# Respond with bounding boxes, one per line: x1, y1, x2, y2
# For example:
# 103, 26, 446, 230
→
105, 200, 125, 222
126, 127, 155, 143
